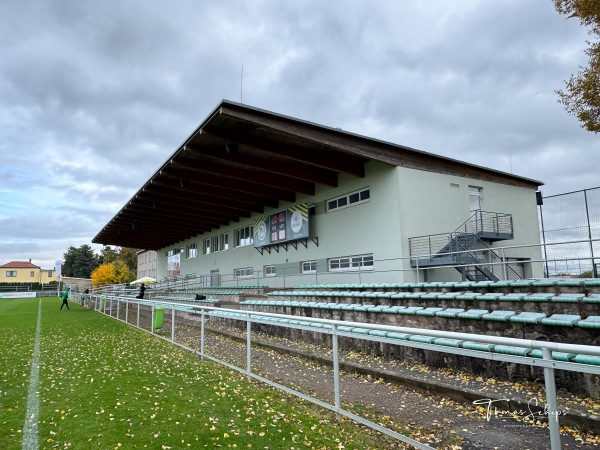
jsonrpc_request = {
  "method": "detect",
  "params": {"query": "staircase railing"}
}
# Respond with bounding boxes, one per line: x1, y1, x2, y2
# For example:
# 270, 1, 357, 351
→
453, 210, 513, 237
408, 211, 513, 259
461, 236, 522, 281
408, 211, 520, 281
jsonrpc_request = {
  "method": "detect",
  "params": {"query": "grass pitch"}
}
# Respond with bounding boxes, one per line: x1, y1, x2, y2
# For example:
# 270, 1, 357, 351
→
0, 297, 393, 449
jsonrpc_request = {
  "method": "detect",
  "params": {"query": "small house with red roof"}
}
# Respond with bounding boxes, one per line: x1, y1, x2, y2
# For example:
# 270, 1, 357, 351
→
0, 260, 57, 284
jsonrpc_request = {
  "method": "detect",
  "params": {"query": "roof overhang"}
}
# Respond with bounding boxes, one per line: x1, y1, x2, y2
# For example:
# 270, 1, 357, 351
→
93, 100, 543, 250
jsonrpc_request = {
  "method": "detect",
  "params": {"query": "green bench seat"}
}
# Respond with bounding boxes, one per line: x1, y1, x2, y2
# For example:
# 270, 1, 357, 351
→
458, 309, 489, 319
416, 307, 444, 316
482, 310, 515, 321
541, 314, 581, 327
578, 316, 600, 329
435, 308, 465, 318
510, 312, 546, 324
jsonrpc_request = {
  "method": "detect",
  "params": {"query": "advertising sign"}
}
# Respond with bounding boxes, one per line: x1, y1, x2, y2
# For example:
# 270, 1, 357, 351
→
55, 259, 62, 280
254, 203, 309, 247
167, 253, 181, 277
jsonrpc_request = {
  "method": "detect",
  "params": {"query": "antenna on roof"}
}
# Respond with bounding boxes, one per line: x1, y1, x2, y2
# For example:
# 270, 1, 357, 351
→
240, 65, 244, 103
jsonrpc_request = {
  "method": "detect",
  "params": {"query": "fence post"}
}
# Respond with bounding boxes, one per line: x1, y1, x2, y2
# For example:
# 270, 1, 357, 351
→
332, 325, 341, 421
246, 317, 252, 381
200, 311, 205, 358
171, 308, 175, 343
125, 298, 129, 324
542, 348, 562, 450
109, 297, 113, 317
151, 305, 155, 334
117, 298, 120, 321
137, 302, 140, 328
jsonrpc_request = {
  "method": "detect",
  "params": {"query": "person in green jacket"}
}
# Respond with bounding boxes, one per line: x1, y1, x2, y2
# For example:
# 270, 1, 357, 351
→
60, 287, 70, 310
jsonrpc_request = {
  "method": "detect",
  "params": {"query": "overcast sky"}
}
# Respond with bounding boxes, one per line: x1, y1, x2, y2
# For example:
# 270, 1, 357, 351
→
1, 0, 597, 269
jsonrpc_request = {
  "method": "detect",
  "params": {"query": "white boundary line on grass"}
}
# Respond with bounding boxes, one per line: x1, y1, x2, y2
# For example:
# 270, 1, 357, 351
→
22, 298, 42, 450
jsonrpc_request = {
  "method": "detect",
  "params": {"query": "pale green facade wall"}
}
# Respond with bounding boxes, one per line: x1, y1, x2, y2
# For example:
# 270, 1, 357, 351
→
395, 168, 543, 281
156, 161, 542, 286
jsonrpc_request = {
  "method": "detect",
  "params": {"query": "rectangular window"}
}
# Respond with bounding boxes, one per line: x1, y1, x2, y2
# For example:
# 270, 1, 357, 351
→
220, 233, 229, 251
329, 254, 374, 272
264, 265, 276, 277
234, 226, 253, 247
211, 236, 220, 253
30, 271, 35, 277
203, 239, 211, 255
327, 188, 370, 212
301, 260, 317, 274
187, 243, 198, 259
6, 271, 16, 277
234, 267, 254, 278
47, 271, 52, 277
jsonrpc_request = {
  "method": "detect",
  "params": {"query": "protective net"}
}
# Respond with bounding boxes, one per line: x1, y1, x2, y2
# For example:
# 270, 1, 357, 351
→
539, 187, 600, 276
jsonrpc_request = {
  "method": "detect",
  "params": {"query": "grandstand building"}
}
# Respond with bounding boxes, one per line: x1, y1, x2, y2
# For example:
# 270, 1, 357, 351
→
93, 101, 544, 286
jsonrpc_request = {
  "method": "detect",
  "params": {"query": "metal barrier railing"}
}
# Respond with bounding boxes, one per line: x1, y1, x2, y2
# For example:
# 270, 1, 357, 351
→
81, 294, 600, 450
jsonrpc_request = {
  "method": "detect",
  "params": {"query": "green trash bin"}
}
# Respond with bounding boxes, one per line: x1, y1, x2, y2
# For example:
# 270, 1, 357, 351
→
154, 307, 164, 329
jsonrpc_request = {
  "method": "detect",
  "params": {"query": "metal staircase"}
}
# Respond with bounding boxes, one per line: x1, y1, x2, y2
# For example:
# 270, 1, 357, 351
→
409, 211, 521, 281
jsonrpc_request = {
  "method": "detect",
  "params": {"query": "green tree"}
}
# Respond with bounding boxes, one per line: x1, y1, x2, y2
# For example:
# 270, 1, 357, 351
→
118, 247, 139, 277
554, 0, 600, 132
99, 246, 119, 265
62, 245, 100, 278
62, 246, 77, 277
73, 244, 99, 278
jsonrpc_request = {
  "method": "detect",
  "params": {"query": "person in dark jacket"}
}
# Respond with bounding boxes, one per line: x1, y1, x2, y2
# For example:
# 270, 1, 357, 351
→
136, 283, 146, 299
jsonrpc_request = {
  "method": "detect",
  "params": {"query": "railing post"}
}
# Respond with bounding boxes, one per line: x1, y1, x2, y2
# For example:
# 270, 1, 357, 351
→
171, 308, 175, 343
416, 258, 420, 283
109, 297, 113, 316
151, 305, 155, 334
246, 317, 252, 380
200, 310, 205, 358
117, 298, 120, 321
542, 348, 562, 450
501, 247, 508, 280
332, 325, 341, 421
125, 298, 129, 324
137, 302, 140, 328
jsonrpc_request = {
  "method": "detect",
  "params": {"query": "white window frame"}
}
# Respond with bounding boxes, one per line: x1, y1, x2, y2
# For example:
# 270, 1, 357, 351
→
264, 265, 276, 277
301, 260, 317, 274
220, 233, 229, 251
234, 226, 253, 247
234, 267, 254, 279
186, 243, 198, 259
327, 188, 370, 212
6, 271, 16, 277
203, 239, 211, 255
329, 254, 374, 272
211, 236, 220, 253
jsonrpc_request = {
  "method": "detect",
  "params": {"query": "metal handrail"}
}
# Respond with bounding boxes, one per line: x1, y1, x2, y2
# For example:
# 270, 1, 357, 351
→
91, 296, 600, 450
408, 211, 514, 259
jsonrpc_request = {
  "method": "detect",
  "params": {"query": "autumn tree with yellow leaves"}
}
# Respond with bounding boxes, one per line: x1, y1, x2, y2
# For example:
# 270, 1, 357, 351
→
554, 0, 600, 132
91, 260, 135, 286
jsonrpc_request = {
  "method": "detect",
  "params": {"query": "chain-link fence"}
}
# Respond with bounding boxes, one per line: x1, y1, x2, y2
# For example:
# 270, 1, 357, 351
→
539, 187, 600, 277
